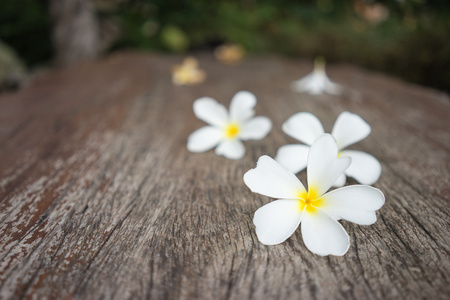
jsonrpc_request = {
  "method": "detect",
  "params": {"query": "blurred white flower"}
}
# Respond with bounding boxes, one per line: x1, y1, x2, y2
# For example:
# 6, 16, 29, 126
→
244, 134, 385, 256
291, 56, 342, 95
275, 111, 381, 187
187, 91, 272, 160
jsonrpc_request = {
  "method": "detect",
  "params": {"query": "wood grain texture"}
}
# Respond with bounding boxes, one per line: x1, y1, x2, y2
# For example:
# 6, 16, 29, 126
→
0, 52, 449, 300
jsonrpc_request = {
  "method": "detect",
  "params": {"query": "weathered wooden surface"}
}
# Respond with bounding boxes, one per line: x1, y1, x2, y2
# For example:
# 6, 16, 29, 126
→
0, 52, 449, 299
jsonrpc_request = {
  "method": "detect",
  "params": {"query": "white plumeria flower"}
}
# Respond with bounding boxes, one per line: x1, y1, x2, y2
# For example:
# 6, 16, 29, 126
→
244, 134, 385, 256
187, 91, 272, 160
291, 56, 342, 95
276, 111, 381, 187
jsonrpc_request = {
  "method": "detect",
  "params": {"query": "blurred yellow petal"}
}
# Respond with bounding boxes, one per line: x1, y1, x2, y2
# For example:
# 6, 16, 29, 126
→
354, 0, 389, 25
171, 57, 206, 86
214, 44, 245, 64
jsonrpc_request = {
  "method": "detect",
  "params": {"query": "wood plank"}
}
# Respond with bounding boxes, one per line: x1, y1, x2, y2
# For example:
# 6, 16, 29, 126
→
0, 52, 449, 299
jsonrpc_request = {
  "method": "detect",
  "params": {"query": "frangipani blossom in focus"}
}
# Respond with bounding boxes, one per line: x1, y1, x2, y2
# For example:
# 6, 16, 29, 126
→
187, 91, 272, 160
244, 134, 385, 256
276, 111, 381, 187
291, 56, 342, 95
172, 57, 206, 85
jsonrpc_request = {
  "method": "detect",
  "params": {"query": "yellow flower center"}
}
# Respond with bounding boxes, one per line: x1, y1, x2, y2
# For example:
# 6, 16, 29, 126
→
297, 187, 323, 214
225, 123, 240, 139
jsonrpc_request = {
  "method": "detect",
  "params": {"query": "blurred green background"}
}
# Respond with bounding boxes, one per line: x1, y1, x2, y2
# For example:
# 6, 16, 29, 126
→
1, 0, 449, 91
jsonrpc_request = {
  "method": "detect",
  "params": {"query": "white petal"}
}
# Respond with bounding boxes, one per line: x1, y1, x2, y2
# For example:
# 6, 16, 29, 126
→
193, 97, 228, 127
290, 73, 314, 93
332, 174, 347, 187
291, 73, 313, 87
291, 66, 341, 96
301, 209, 350, 256
323, 75, 343, 95
331, 112, 371, 150
187, 126, 223, 152
320, 185, 385, 225
307, 134, 351, 197
291, 72, 324, 95
229, 91, 256, 123
240, 116, 272, 140
253, 199, 303, 245
340, 150, 382, 185
215, 139, 245, 160
275, 144, 309, 174
282, 112, 325, 145
244, 155, 306, 199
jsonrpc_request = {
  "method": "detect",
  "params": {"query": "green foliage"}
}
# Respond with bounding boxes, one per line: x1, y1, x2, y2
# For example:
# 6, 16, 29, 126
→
107, 0, 449, 90
1, 0, 449, 90
0, 0, 53, 66
160, 25, 189, 52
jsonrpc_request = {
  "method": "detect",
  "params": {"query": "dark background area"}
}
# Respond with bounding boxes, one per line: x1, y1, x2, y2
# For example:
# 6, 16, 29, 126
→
1, 0, 449, 91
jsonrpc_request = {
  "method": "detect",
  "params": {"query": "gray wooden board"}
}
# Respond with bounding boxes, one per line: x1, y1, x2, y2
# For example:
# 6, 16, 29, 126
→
0, 53, 449, 299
